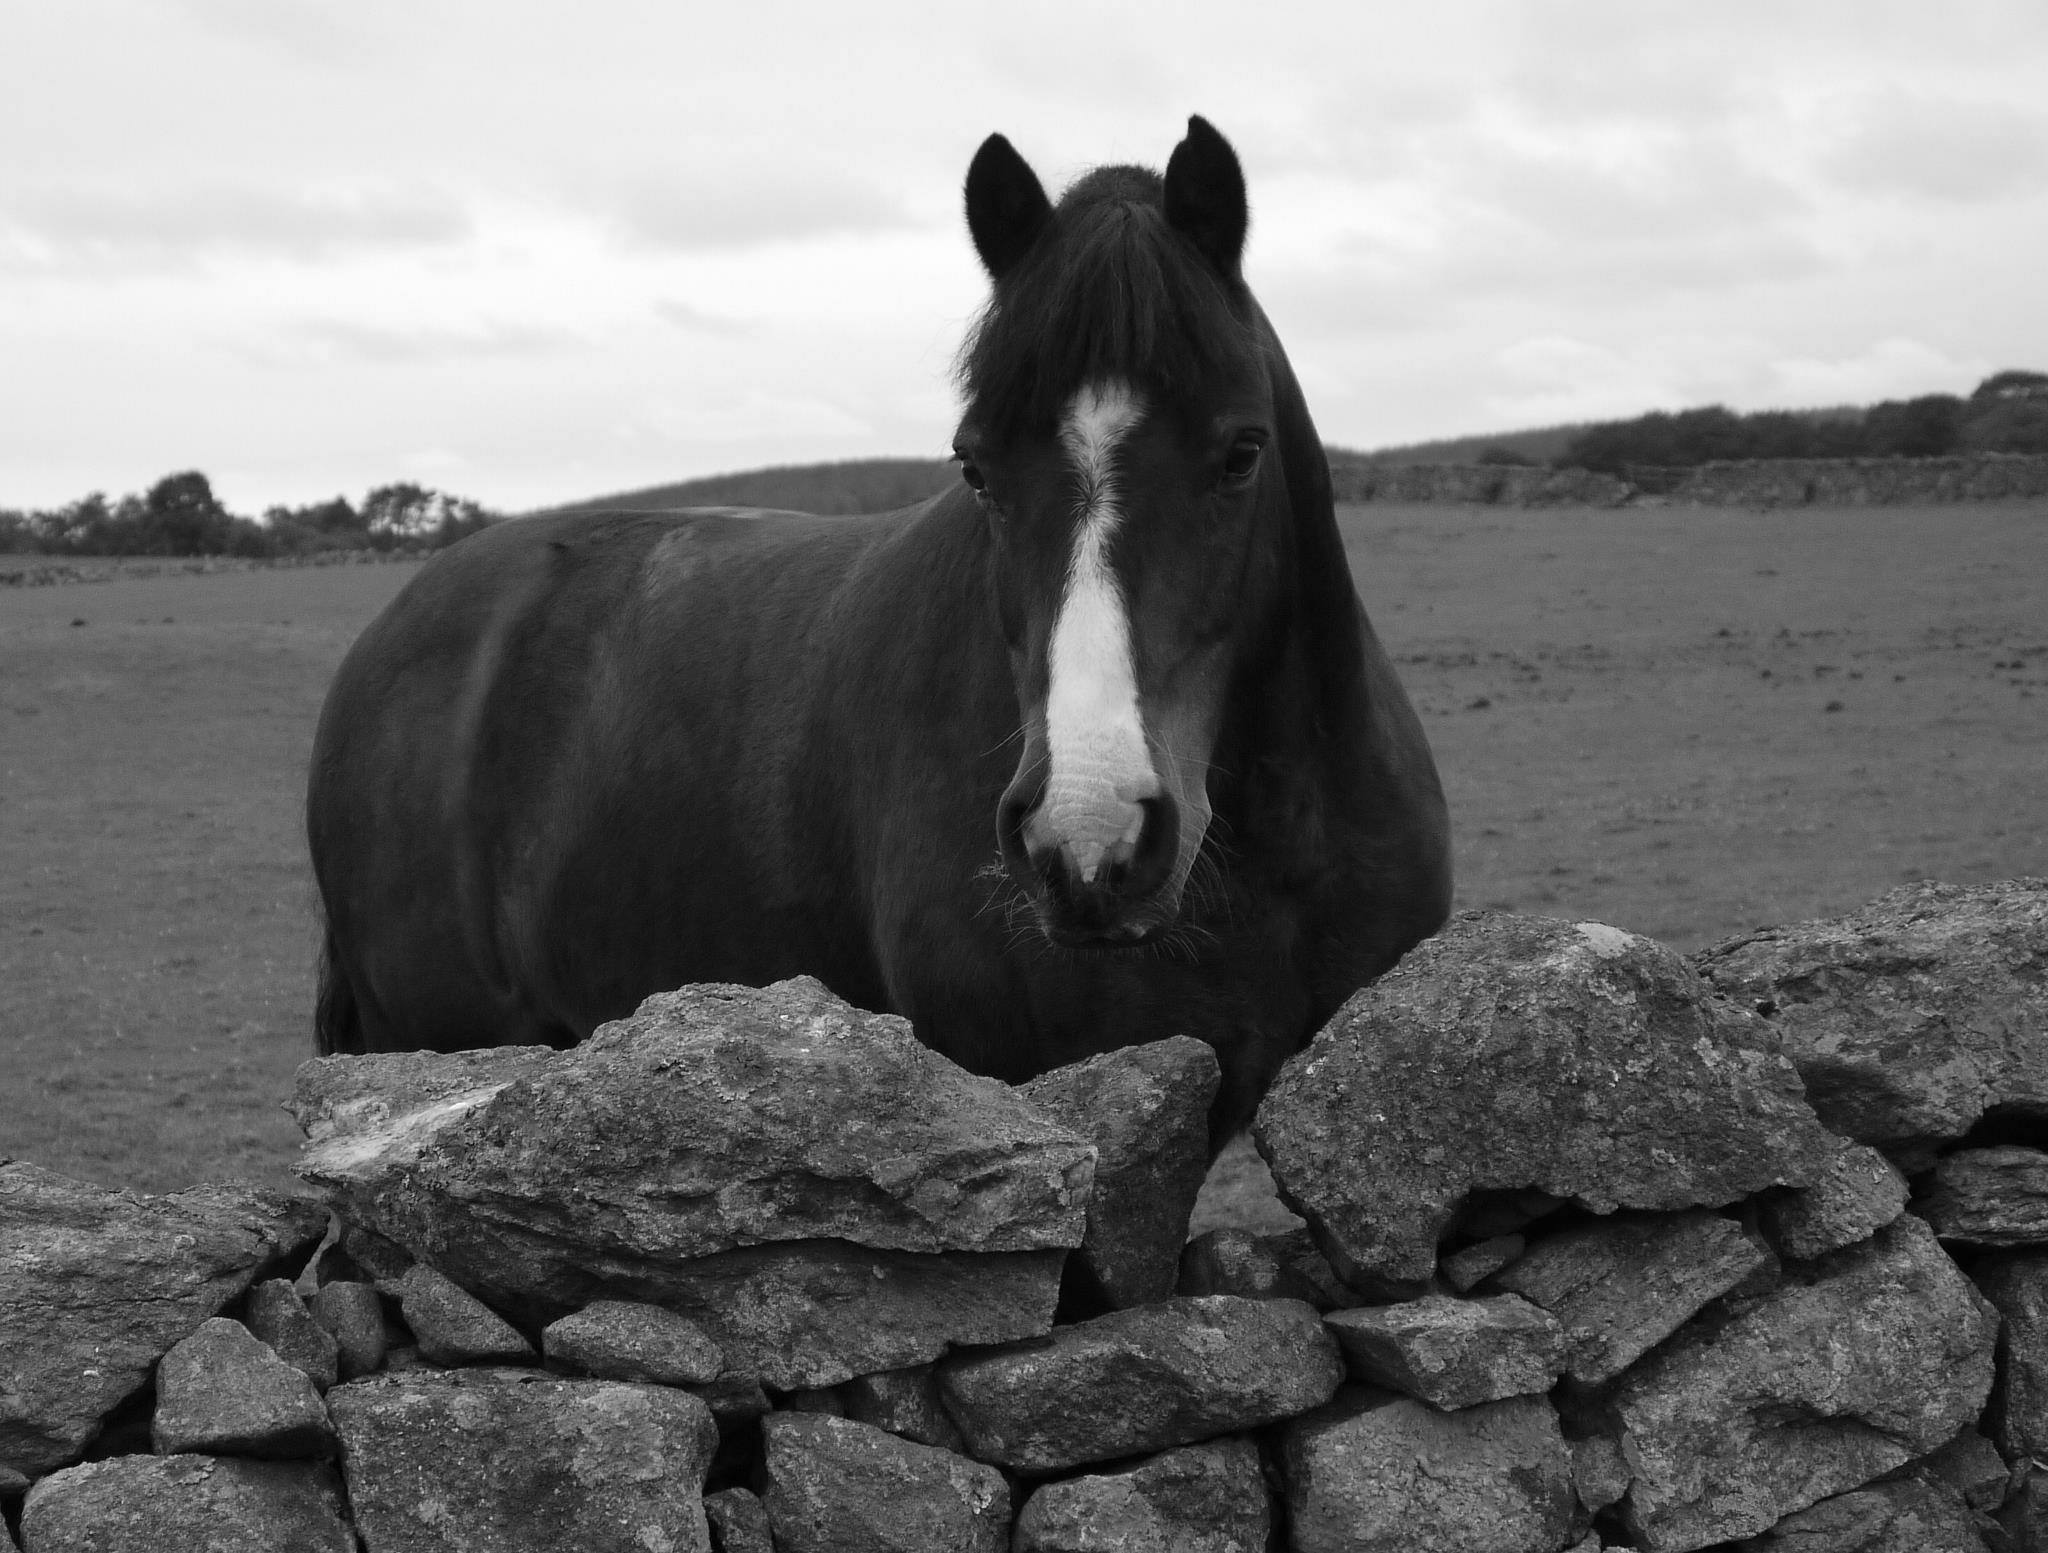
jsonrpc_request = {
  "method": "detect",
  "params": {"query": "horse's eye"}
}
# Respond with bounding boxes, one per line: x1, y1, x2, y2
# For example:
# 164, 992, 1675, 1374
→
1221, 435, 1265, 485
959, 461, 988, 494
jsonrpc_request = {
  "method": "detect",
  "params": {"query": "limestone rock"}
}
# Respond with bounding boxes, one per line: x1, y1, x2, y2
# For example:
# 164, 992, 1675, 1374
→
1613, 1215, 1998, 1551
0, 1162, 325, 1480
1572, 1433, 1630, 1514
1256, 913, 1835, 1297
1176, 1226, 1358, 1310
1736, 1474, 1990, 1551
330, 1368, 717, 1552
308, 1280, 388, 1380
837, 1364, 964, 1452
542, 1300, 723, 1386
291, 979, 1087, 1375
389, 1264, 534, 1365
704, 1486, 773, 1553
292, 976, 1092, 1260
759, 1413, 1009, 1553
1919, 1146, 2048, 1247
150, 1318, 336, 1459
1920, 1428, 2012, 1514
938, 1294, 1341, 1473
1324, 1293, 1565, 1409
1971, 1252, 2048, 1463
1021, 1036, 1218, 1309
1755, 1140, 1909, 1260
242, 1279, 340, 1392
570, 1238, 1062, 1391
1492, 1210, 1776, 1386
1441, 1233, 1526, 1293
19, 1456, 353, 1552
1696, 878, 2048, 1165
1280, 1387, 1575, 1553
1012, 1436, 1271, 1552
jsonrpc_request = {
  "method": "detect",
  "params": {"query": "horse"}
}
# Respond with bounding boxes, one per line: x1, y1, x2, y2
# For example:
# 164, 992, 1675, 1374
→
304, 116, 1452, 1143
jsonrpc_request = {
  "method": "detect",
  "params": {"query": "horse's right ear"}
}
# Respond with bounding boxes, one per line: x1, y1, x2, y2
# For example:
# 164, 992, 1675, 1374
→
965, 133, 1052, 281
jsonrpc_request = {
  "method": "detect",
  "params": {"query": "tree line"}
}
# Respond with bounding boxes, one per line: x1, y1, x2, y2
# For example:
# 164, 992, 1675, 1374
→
0, 471, 500, 558
1551, 370, 2048, 477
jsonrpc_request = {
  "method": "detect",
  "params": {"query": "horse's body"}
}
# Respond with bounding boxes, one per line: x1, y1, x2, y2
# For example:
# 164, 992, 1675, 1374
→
307, 119, 1451, 1137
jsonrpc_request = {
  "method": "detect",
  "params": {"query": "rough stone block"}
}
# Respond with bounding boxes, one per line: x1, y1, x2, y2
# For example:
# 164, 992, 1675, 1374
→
703, 1486, 773, 1553
760, 1413, 1008, 1553
1256, 914, 1834, 1298
308, 1279, 388, 1380
1613, 1215, 1998, 1551
1441, 1233, 1525, 1293
151, 1317, 336, 1459
1324, 1293, 1565, 1409
1021, 1036, 1219, 1309
1735, 1473, 1990, 1551
1012, 1436, 1271, 1552
1492, 1209, 1776, 1385
389, 1264, 534, 1365
1696, 878, 2048, 1165
1755, 1140, 1909, 1259
938, 1294, 1341, 1473
1280, 1386, 1575, 1553
19, 1456, 353, 1552
330, 1368, 718, 1552
1920, 1146, 2048, 1248
542, 1300, 723, 1386
1176, 1225, 1357, 1310
0, 1163, 324, 1480
1971, 1251, 2048, 1463
242, 1279, 341, 1393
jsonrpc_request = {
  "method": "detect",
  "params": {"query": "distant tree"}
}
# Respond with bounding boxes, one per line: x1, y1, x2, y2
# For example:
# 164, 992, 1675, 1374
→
1474, 445, 1537, 467
0, 509, 33, 553
363, 482, 499, 548
136, 471, 236, 555
1971, 369, 2048, 400
1862, 394, 1964, 458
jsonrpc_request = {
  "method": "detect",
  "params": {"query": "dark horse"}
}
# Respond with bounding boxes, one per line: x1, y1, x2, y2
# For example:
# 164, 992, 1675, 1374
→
306, 117, 1451, 1139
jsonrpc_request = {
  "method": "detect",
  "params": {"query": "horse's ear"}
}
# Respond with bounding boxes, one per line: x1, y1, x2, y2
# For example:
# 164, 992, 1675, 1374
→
965, 133, 1052, 281
1163, 115, 1247, 281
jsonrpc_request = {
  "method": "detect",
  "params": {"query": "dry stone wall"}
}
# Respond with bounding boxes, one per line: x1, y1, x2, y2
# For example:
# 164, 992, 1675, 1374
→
4, 878, 2047, 1551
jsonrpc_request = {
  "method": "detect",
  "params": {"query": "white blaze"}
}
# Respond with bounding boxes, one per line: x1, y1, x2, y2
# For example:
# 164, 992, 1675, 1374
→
1037, 381, 1159, 883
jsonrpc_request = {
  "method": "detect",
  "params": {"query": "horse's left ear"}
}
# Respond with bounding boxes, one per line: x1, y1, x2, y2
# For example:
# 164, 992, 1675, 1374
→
1164, 115, 1247, 281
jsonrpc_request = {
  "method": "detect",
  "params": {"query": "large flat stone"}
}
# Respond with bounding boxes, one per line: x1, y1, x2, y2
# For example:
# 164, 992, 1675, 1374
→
329, 1368, 717, 1553
759, 1413, 1009, 1553
1491, 1210, 1776, 1385
292, 977, 1092, 1264
0, 1163, 325, 1480
1255, 913, 1834, 1297
1324, 1293, 1565, 1409
1012, 1437, 1271, 1553
19, 1456, 353, 1553
1614, 1216, 1998, 1552
1696, 878, 2048, 1165
1919, 1146, 2048, 1247
1280, 1387, 1575, 1553
1021, 1036, 1218, 1309
938, 1294, 1340, 1473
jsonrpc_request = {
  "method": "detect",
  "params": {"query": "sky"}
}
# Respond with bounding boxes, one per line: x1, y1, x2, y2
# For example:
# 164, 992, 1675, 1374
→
3, 0, 2045, 514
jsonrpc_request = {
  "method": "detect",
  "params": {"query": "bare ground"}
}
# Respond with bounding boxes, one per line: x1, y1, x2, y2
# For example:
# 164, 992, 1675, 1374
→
2, 501, 2043, 1195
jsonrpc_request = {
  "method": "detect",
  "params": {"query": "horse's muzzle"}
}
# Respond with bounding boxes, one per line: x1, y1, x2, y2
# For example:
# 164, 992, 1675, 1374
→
997, 785, 1183, 944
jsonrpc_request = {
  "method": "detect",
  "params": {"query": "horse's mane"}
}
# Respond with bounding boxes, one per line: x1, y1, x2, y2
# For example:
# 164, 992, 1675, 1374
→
955, 165, 1257, 438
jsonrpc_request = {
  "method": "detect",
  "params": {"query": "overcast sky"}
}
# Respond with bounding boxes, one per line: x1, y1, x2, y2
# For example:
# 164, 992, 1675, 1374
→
4, 1, 2045, 513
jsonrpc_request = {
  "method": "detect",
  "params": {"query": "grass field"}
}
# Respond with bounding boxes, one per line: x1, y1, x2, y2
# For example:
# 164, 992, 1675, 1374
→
3, 502, 2043, 1196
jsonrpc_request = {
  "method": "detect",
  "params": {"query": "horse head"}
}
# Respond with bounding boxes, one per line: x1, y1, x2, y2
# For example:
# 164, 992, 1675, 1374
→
955, 116, 1311, 951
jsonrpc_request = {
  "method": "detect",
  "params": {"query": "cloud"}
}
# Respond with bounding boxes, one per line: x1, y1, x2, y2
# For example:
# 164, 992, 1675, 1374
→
285, 318, 583, 365
0, 184, 471, 270
597, 166, 917, 253
1762, 338, 1987, 405
651, 298, 752, 336
1821, 90, 2048, 204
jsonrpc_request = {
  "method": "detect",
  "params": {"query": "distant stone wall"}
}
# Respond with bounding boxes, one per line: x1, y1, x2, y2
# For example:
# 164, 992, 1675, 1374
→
1329, 462, 1633, 507
6, 881, 2048, 1552
1666, 452, 2048, 507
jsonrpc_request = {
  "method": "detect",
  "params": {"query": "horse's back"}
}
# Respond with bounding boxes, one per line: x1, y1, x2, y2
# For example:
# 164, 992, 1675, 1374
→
308, 506, 895, 1053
